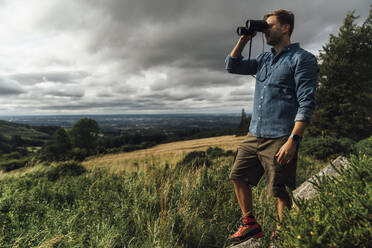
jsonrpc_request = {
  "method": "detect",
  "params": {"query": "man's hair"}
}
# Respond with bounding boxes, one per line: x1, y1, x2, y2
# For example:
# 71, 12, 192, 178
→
264, 9, 295, 36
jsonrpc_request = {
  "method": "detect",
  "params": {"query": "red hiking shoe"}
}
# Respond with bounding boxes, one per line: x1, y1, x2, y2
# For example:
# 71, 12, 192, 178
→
227, 215, 264, 246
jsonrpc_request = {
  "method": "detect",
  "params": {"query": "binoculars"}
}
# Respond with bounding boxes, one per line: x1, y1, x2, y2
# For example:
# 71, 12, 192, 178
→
237, 20, 269, 36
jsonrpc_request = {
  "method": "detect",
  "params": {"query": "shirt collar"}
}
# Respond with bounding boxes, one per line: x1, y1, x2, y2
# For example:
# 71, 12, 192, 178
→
270, 43, 300, 55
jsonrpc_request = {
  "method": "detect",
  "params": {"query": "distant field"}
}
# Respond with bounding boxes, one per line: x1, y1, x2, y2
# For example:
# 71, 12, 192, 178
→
0, 120, 49, 139
83, 135, 245, 173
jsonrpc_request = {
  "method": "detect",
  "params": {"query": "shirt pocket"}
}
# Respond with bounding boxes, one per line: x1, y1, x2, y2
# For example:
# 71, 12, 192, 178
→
270, 65, 293, 84
269, 65, 296, 100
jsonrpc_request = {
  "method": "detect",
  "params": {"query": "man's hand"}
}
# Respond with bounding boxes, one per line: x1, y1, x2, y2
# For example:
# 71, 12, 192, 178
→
239, 31, 257, 43
230, 31, 257, 58
275, 139, 297, 165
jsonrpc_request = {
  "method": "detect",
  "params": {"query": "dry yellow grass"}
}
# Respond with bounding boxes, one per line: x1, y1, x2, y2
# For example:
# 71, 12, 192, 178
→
82, 135, 245, 173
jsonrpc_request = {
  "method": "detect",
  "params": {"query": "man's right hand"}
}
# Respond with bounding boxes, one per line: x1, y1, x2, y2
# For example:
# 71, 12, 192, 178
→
239, 32, 257, 43
230, 32, 256, 58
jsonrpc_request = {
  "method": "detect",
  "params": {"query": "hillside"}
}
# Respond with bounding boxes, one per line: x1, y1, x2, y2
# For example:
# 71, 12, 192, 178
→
83, 135, 245, 172
0, 144, 369, 247
0, 120, 56, 157
0, 120, 51, 140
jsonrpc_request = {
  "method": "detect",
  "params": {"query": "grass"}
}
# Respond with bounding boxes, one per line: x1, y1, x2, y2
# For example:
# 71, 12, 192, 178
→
1, 134, 367, 247
83, 135, 245, 173
278, 154, 372, 247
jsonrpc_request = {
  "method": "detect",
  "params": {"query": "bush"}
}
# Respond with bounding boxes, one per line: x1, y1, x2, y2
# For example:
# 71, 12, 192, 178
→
176, 151, 211, 169
206, 147, 226, 158
354, 136, 372, 156
175, 148, 235, 170
300, 136, 356, 160
205, 147, 236, 159
71, 147, 88, 161
45, 161, 87, 181
278, 154, 372, 247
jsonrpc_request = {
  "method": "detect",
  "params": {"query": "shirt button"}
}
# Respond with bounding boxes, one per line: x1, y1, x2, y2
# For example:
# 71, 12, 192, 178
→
264, 86, 266, 89
258, 117, 261, 120
259, 105, 261, 108
261, 96, 263, 99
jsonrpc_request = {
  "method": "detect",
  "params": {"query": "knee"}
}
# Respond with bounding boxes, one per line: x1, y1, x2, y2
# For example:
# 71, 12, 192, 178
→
231, 179, 250, 188
278, 195, 292, 209
231, 178, 241, 185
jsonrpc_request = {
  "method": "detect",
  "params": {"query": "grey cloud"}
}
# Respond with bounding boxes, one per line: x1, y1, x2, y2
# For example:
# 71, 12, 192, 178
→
41, 0, 259, 72
0, 77, 25, 95
141, 88, 221, 102
149, 67, 248, 92
44, 90, 84, 99
229, 88, 254, 96
52, 0, 370, 71
96, 92, 115, 98
0, 87, 23, 96
224, 95, 254, 102
3, 0, 369, 115
9, 71, 90, 85
41, 0, 370, 74
33, 89, 223, 112
38, 99, 170, 111
142, 92, 199, 102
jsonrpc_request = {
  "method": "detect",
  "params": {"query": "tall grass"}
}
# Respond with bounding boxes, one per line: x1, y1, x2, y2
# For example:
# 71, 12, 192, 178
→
278, 154, 372, 247
0, 148, 365, 247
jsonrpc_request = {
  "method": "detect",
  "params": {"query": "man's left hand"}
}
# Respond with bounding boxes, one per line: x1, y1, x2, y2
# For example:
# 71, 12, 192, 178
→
275, 140, 297, 165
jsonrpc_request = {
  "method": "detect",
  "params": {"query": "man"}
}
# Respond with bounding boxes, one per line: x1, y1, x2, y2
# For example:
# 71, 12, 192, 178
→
225, 9, 319, 246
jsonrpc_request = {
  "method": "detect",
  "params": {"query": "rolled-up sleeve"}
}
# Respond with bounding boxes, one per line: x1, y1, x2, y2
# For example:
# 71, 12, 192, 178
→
294, 53, 319, 122
225, 55, 258, 75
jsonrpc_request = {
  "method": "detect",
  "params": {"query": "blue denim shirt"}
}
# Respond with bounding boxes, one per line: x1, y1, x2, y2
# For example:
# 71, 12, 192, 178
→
225, 43, 319, 138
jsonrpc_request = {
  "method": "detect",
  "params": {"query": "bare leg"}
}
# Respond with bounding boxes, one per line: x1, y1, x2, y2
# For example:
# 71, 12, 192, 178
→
232, 180, 253, 216
277, 196, 292, 227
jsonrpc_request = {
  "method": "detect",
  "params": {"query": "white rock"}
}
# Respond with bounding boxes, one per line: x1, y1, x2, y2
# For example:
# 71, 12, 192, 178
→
228, 238, 262, 248
293, 156, 349, 201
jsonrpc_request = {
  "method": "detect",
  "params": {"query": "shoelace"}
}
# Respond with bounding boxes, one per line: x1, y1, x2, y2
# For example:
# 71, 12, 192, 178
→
231, 217, 257, 235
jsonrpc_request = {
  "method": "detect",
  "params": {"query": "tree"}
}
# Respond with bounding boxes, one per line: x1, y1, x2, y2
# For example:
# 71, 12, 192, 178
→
308, 8, 372, 140
42, 127, 72, 161
69, 118, 100, 156
53, 128, 72, 159
237, 108, 251, 135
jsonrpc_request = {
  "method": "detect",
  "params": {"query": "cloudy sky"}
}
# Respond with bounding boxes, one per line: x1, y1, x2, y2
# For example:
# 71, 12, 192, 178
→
0, 0, 370, 115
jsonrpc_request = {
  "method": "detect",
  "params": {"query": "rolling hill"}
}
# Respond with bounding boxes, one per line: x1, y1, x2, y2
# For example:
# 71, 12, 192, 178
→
83, 135, 245, 173
0, 120, 51, 139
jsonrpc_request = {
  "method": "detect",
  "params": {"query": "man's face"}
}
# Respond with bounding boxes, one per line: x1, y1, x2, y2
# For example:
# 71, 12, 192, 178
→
264, 16, 286, 46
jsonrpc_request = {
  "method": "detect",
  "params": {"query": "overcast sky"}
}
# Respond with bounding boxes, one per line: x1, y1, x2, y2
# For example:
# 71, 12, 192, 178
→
0, 0, 370, 115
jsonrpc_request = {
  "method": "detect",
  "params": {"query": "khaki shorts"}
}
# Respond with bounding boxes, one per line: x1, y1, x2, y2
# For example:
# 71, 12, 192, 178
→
229, 132, 298, 198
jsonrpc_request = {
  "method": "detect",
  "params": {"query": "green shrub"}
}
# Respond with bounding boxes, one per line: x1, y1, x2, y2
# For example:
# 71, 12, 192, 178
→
278, 154, 372, 248
206, 146, 225, 158
71, 147, 88, 161
354, 136, 372, 156
206, 147, 235, 158
176, 151, 211, 169
337, 137, 357, 154
45, 161, 87, 181
300, 136, 356, 160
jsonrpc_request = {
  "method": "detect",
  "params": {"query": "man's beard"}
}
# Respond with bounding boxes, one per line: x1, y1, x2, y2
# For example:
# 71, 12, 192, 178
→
265, 33, 282, 46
